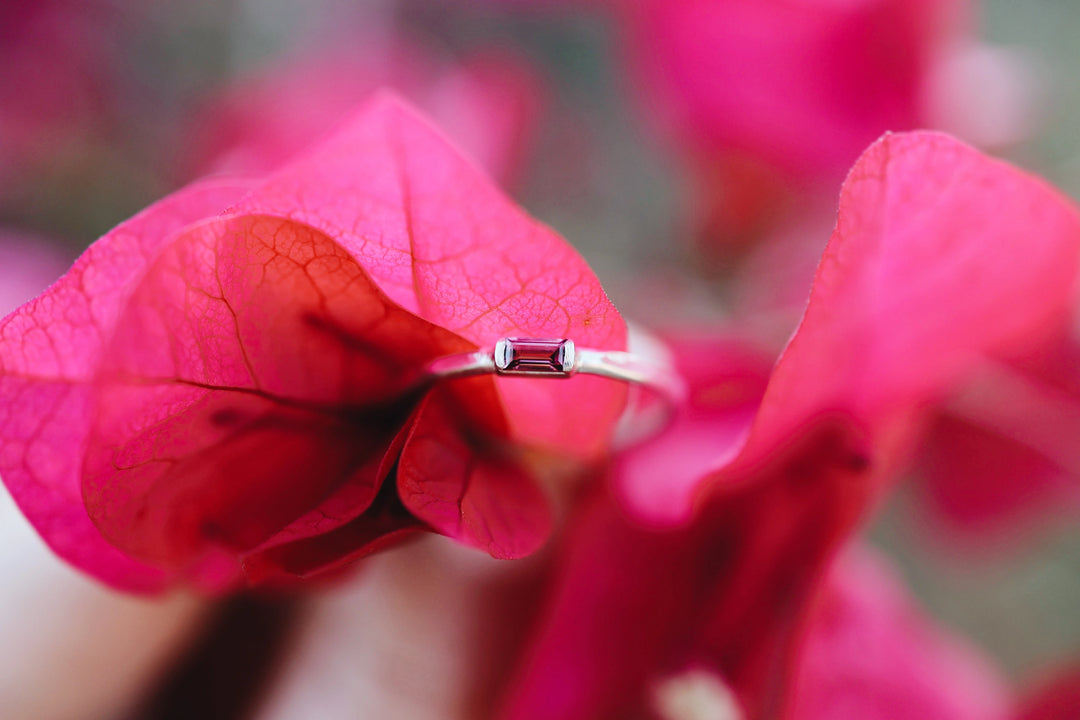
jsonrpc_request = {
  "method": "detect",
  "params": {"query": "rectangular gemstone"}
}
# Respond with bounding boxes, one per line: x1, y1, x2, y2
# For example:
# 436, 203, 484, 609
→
494, 338, 576, 376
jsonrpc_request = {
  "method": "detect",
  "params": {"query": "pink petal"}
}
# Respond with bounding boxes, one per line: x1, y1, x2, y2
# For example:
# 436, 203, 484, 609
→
913, 336, 1080, 544
622, 0, 968, 180
0, 177, 254, 591
790, 546, 1012, 720
915, 414, 1079, 540
500, 423, 876, 720
236, 92, 628, 458
742, 131, 1080, 466
240, 409, 425, 584
398, 390, 552, 559
239, 486, 423, 586
613, 331, 772, 525
81, 214, 467, 586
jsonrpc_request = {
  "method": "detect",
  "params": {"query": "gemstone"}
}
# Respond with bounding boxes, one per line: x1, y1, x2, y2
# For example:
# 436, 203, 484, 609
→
494, 338, 576, 376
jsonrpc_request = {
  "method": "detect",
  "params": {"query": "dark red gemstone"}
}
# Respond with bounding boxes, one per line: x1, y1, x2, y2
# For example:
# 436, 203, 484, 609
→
494, 338, 575, 375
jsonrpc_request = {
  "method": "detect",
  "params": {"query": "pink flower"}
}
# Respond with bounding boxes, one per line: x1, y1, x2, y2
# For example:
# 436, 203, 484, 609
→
0, 1, 123, 199
182, 39, 544, 189
625, 0, 966, 179
618, 0, 1036, 245
790, 546, 1012, 720
0, 94, 626, 593
497, 131, 1080, 718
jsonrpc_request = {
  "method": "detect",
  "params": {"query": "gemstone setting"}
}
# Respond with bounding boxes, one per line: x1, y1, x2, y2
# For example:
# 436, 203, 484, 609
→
494, 338, 576, 376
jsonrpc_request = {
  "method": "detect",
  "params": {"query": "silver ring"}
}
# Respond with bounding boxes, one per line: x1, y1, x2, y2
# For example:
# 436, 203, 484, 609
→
423, 337, 686, 446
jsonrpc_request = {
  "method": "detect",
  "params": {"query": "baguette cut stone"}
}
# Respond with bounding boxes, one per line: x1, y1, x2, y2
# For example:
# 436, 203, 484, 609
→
494, 338, 576, 375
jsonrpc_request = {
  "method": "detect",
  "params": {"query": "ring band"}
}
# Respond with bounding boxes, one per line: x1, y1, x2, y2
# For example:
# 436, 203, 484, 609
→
423, 337, 686, 445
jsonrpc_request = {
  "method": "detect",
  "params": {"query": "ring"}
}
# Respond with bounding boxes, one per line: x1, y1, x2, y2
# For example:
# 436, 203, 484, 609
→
423, 337, 686, 446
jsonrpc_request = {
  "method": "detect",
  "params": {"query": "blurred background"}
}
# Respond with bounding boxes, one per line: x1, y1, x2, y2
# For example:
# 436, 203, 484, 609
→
2, 0, 1080, 717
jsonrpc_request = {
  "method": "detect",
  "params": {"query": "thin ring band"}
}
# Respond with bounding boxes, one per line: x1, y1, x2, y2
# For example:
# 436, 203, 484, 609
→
423, 337, 686, 444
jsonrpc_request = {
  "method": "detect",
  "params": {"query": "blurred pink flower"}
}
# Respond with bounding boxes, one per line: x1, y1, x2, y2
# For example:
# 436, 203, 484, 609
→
0, 94, 626, 593
182, 38, 545, 189
790, 546, 1012, 720
908, 336, 1080, 548
0, 1, 123, 198
727, 160, 1080, 553
498, 131, 1080, 718
618, 0, 1037, 246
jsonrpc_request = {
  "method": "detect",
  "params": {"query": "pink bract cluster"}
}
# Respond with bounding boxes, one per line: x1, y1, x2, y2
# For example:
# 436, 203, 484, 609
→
1, 95, 626, 592
617, 0, 1034, 250
1, 3, 1078, 718
181, 39, 544, 191
4, 94, 1079, 714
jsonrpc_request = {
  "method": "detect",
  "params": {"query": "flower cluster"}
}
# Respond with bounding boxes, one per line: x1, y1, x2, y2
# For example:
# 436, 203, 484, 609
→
0, 2, 1078, 719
